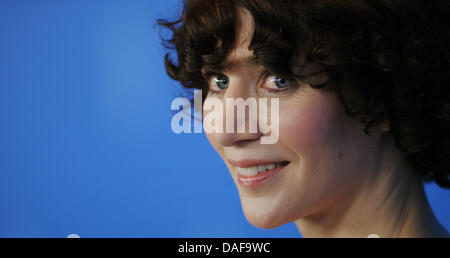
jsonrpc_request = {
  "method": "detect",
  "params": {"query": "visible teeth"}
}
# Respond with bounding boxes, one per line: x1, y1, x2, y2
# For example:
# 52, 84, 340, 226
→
237, 167, 257, 176
266, 163, 276, 170
257, 165, 266, 173
236, 162, 288, 176
236, 167, 248, 175
248, 166, 258, 175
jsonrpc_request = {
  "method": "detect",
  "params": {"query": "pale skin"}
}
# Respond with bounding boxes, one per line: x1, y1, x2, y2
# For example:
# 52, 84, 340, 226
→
203, 8, 449, 238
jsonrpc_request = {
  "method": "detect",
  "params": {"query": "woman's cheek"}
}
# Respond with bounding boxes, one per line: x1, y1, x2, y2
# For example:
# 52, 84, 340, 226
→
278, 94, 342, 155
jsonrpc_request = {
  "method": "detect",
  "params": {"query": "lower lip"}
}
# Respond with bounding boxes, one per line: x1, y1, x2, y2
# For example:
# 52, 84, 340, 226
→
236, 165, 287, 188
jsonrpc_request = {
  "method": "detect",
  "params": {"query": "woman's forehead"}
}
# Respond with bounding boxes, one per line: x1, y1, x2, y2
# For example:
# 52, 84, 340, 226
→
234, 7, 254, 47
225, 8, 256, 65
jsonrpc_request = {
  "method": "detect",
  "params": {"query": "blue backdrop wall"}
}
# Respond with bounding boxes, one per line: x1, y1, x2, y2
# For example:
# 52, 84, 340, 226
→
0, 0, 449, 237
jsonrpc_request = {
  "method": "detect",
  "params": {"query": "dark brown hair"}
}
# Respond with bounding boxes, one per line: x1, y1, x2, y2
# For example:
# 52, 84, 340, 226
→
158, 0, 450, 188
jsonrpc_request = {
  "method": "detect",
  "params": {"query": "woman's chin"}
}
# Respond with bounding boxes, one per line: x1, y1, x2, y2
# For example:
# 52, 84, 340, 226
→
241, 204, 291, 229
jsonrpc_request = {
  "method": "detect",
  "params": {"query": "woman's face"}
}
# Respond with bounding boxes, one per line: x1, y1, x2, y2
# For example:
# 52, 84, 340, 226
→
203, 9, 384, 229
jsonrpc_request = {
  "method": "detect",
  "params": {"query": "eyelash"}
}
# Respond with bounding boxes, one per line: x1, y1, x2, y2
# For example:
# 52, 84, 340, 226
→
205, 71, 297, 96
261, 71, 296, 95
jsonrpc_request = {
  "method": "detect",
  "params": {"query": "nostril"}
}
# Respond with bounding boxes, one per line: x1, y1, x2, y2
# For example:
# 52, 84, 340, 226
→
233, 138, 259, 147
217, 131, 263, 147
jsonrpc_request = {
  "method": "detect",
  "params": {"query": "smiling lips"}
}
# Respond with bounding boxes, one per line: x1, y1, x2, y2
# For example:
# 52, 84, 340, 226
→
227, 159, 290, 188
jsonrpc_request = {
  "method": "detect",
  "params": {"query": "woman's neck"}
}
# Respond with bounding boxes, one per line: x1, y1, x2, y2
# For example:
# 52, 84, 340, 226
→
295, 138, 448, 238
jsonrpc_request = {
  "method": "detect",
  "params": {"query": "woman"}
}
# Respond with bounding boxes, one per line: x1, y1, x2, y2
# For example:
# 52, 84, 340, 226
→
159, 0, 450, 237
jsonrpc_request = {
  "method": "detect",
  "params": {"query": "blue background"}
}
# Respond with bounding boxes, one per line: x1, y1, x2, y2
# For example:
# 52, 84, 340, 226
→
0, 0, 448, 238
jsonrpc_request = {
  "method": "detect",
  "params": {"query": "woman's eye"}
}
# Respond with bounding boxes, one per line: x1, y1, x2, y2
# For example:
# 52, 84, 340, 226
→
211, 74, 229, 90
263, 75, 293, 90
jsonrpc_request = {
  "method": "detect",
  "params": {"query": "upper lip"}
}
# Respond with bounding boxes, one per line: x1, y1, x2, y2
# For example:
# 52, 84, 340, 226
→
227, 159, 288, 168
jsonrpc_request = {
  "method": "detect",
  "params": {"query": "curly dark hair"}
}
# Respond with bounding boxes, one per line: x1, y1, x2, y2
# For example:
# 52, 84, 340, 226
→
158, 0, 450, 188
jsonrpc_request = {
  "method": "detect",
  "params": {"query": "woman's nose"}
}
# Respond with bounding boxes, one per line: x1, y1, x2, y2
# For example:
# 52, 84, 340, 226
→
215, 78, 263, 147
216, 130, 263, 147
